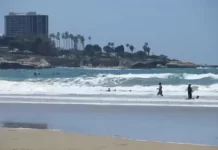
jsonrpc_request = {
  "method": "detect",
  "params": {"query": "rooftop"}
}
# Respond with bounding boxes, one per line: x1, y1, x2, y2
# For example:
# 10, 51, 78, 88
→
8, 12, 41, 16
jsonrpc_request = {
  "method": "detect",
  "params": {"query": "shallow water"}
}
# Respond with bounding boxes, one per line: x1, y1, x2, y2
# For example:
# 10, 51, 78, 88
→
0, 104, 218, 146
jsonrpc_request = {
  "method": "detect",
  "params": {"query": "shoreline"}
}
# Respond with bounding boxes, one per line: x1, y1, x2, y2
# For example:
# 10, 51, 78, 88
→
1, 104, 217, 146
1, 65, 218, 70
0, 100, 218, 108
0, 128, 217, 150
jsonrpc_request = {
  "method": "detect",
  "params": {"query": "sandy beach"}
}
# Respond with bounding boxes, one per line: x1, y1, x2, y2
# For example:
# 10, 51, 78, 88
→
0, 128, 217, 150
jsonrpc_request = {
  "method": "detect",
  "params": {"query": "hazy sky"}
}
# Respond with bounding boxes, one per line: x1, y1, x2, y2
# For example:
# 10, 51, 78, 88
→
0, 0, 217, 64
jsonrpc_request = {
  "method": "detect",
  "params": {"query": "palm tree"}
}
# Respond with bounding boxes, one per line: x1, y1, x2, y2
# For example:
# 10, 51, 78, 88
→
49, 33, 56, 47
88, 36, 92, 44
129, 45, 134, 53
111, 42, 114, 48
143, 42, 151, 55
56, 32, 60, 49
69, 34, 74, 50
64, 32, 70, 50
80, 35, 85, 50
62, 33, 66, 49
77, 34, 82, 50
73, 35, 79, 50
49, 33, 55, 40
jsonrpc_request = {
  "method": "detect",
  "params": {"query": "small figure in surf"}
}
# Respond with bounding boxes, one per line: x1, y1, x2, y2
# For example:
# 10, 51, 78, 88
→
187, 84, 193, 99
107, 88, 111, 92
157, 82, 163, 96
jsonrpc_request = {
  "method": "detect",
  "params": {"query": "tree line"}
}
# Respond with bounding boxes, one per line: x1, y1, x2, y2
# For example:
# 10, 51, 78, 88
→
49, 32, 89, 51
0, 32, 152, 58
49, 32, 151, 55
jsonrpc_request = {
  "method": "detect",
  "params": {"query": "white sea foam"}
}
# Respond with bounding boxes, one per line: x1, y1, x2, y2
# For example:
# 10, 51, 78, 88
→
79, 73, 218, 82
0, 95, 218, 107
100, 73, 175, 79
0, 79, 217, 96
183, 73, 218, 80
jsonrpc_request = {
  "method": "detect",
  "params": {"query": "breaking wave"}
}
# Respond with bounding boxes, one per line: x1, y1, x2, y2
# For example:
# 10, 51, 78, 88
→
0, 69, 218, 106
0, 77, 217, 96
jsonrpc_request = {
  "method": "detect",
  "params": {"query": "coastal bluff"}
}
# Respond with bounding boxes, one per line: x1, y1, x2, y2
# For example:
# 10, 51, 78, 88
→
0, 54, 210, 69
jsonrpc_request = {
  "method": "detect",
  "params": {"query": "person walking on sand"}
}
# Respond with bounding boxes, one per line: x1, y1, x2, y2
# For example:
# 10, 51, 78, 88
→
187, 84, 193, 99
157, 82, 163, 96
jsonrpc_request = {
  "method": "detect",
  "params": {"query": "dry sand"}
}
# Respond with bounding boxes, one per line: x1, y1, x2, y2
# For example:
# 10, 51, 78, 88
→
0, 128, 217, 150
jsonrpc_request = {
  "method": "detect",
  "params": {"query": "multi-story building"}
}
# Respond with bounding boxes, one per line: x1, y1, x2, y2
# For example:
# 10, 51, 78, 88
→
4, 12, 48, 37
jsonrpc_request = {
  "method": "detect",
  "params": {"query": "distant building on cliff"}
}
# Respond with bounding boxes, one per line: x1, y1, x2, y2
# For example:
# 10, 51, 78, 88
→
4, 12, 48, 37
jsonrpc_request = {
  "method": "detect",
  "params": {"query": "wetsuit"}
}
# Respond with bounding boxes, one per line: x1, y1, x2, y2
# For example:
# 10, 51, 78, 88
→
188, 85, 193, 99
157, 85, 163, 96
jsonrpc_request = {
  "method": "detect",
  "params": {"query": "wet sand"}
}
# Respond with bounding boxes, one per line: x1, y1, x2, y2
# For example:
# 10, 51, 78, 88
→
0, 128, 217, 150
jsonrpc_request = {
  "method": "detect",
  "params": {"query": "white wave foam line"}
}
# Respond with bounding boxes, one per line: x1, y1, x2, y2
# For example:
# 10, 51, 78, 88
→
0, 95, 218, 103
96, 73, 218, 80
0, 100, 218, 108
100, 73, 175, 79
0, 95, 218, 108
0, 80, 218, 95
183, 73, 218, 80
69, 73, 218, 87
26, 73, 218, 88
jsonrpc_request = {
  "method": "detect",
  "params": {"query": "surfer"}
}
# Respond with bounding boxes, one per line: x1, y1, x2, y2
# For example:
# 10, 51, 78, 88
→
157, 82, 163, 96
187, 84, 193, 99
107, 88, 111, 92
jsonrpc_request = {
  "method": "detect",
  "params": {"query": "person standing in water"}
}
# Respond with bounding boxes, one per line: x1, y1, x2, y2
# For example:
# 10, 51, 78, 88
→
187, 84, 193, 99
157, 82, 163, 96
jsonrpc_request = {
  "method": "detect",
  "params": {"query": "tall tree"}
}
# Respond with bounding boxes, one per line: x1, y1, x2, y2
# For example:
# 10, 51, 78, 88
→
77, 34, 82, 50
62, 33, 66, 49
111, 42, 115, 48
143, 42, 151, 56
129, 45, 134, 53
126, 43, 130, 52
69, 34, 74, 50
88, 36, 92, 44
64, 32, 69, 50
108, 42, 115, 48
56, 32, 60, 49
49, 33, 56, 47
73, 35, 79, 50
80, 35, 85, 50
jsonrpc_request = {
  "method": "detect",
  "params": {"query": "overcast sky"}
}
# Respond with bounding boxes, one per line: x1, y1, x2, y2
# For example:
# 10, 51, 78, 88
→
0, 0, 217, 64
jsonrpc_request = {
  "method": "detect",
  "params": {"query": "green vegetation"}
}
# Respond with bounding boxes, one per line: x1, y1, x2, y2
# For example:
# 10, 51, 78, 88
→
0, 32, 157, 60
0, 33, 205, 69
0, 32, 175, 70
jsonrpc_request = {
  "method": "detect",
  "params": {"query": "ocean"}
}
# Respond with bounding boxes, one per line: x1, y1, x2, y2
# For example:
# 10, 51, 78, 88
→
0, 68, 218, 145
0, 68, 218, 106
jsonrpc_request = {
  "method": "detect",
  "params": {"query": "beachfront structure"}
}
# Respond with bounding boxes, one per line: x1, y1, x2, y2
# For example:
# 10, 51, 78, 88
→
4, 12, 48, 37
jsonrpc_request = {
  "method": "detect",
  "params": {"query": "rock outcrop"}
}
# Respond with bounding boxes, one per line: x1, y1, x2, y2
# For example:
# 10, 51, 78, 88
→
91, 57, 119, 67
131, 60, 168, 69
166, 61, 197, 68
0, 62, 36, 69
